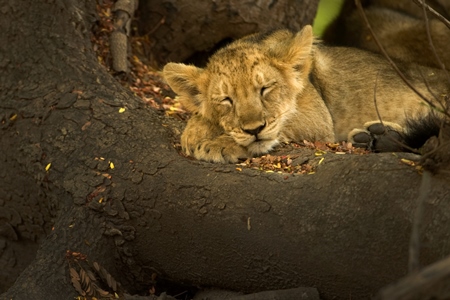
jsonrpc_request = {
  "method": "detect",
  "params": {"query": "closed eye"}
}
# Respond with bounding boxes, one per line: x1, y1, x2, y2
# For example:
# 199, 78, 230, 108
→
220, 97, 233, 106
260, 86, 267, 96
260, 80, 277, 96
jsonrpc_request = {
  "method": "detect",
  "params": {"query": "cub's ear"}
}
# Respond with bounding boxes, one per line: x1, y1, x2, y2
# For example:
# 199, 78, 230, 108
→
163, 63, 204, 113
270, 25, 314, 71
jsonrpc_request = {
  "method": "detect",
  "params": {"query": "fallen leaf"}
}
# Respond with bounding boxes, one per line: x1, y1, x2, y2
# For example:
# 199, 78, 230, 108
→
401, 158, 415, 166
81, 121, 92, 131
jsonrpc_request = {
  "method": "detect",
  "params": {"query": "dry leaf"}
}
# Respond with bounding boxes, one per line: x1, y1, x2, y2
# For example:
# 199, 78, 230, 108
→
81, 121, 91, 131
71, 277, 85, 296
87, 270, 97, 281
401, 158, 415, 166
93, 262, 100, 272
149, 286, 156, 294
96, 287, 111, 297
80, 268, 86, 284
70, 267, 80, 280
106, 273, 112, 289
70, 268, 85, 296
86, 283, 93, 296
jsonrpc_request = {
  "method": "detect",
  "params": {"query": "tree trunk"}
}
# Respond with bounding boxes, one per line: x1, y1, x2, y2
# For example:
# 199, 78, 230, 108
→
1, 1, 450, 300
138, 0, 319, 66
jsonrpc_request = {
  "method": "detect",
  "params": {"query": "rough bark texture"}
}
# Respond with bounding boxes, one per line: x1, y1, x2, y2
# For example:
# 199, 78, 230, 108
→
1, 1, 450, 300
138, 0, 319, 66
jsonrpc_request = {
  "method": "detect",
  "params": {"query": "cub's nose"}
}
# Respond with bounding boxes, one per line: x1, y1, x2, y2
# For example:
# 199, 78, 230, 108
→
243, 122, 266, 136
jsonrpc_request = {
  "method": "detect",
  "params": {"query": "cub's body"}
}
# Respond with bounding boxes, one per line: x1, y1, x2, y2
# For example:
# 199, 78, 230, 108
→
323, 0, 450, 68
164, 26, 448, 163
310, 46, 444, 140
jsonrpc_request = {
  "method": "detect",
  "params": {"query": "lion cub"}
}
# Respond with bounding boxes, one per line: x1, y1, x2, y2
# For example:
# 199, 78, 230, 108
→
163, 25, 448, 163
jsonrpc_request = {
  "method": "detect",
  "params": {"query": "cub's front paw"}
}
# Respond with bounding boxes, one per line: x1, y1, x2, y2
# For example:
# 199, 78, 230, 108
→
184, 138, 250, 163
195, 141, 249, 163
348, 121, 406, 152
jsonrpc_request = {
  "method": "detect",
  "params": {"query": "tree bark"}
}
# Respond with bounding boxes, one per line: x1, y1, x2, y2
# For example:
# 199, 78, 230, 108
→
138, 0, 319, 66
1, 1, 450, 300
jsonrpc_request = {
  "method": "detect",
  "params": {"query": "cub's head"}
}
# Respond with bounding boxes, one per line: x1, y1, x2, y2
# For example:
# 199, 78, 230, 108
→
163, 25, 314, 155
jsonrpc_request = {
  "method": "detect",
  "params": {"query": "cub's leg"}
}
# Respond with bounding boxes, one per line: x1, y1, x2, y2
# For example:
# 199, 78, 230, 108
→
181, 114, 249, 163
348, 121, 407, 152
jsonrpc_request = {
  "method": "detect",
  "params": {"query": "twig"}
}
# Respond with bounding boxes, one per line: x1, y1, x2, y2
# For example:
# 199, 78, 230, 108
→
355, 0, 447, 278
147, 16, 166, 36
354, 0, 435, 108
418, 0, 450, 160
419, 0, 450, 85
413, 0, 450, 30
373, 67, 420, 153
418, 68, 450, 117
409, 170, 432, 273
373, 71, 383, 125
419, 69, 441, 108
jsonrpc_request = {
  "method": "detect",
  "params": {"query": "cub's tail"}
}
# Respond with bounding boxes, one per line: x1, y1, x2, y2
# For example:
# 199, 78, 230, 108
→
403, 114, 443, 150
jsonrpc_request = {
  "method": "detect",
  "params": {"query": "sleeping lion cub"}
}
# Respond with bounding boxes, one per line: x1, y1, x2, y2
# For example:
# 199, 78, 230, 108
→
163, 25, 448, 163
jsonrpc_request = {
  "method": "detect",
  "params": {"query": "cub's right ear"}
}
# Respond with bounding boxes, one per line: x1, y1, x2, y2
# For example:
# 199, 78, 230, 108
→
163, 63, 204, 113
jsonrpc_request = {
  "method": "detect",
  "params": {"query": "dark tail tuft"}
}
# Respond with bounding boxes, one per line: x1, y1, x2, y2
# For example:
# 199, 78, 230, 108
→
403, 114, 441, 149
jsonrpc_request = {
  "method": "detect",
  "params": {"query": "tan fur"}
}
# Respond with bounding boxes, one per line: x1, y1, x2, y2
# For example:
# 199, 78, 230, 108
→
323, 0, 450, 68
163, 25, 448, 163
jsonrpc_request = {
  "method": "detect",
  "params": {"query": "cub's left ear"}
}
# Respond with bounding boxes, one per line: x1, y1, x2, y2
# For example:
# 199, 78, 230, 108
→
163, 63, 204, 113
271, 25, 314, 69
